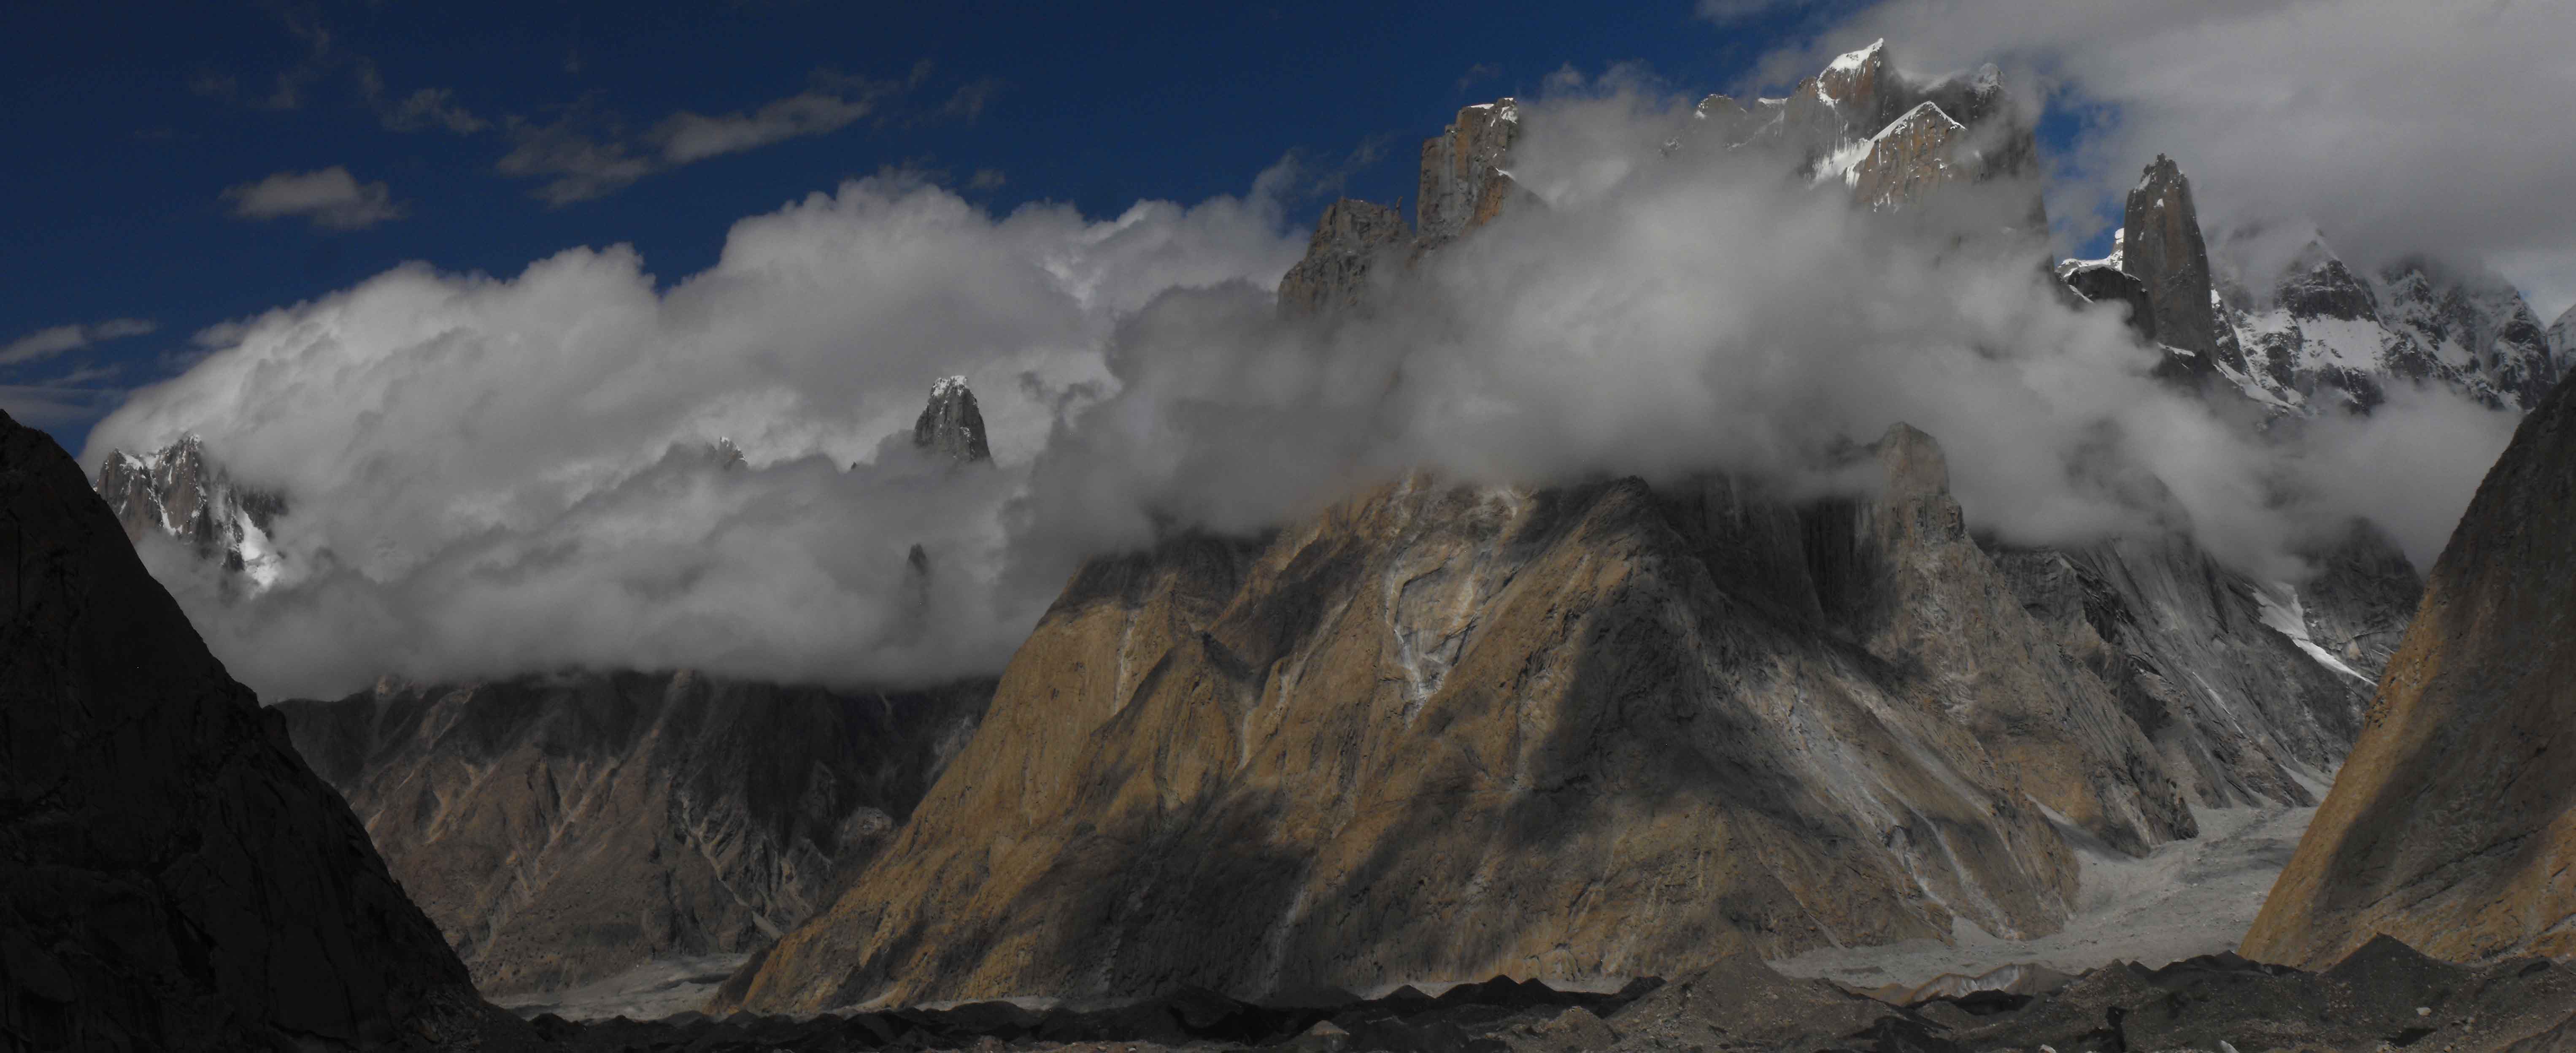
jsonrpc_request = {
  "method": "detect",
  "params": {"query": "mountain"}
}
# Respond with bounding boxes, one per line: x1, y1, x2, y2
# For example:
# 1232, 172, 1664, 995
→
2241, 366, 2576, 968
0, 408, 497, 1049
271, 672, 993, 996
914, 375, 993, 465
93, 433, 288, 588
2121, 156, 2249, 382
705, 42, 2411, 1015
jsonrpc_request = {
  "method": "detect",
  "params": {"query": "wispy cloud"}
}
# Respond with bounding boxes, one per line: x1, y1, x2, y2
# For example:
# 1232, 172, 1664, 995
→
221, 167, 406, 230
1, 319, 156, 366
196, 3, 488, 135
1455, 63, 1502, 93
496, 67, 975, 205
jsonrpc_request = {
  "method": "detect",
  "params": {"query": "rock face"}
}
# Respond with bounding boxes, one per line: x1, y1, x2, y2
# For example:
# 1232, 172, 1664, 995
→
1416, 100, 1523, 249
272, 671, 993, 996
2122, 156, 2246, 380
913, 375, 992, 464
1845, 102, 1970, 211
2242, 372, 2576, 968
0, 409, 479, 1050
1277, 199, 1411, 314
92, 433, 288, 588
710, 418, 2375, 1013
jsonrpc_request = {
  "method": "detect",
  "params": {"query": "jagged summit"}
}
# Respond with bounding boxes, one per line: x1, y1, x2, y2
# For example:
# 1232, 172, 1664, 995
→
912, 375, 992, 464
93, 431, 286, 588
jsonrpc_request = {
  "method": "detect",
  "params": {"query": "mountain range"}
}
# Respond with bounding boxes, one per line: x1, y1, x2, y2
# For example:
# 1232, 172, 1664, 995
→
38, 36, 2576, 1043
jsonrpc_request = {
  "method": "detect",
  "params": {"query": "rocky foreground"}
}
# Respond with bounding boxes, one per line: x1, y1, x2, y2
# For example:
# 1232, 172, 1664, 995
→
446, 936, 2576, 1053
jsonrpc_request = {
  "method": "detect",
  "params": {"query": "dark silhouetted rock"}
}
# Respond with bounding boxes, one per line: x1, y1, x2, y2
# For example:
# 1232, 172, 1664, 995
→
2060, 261, 2155, 341
0, 408, 492, 1050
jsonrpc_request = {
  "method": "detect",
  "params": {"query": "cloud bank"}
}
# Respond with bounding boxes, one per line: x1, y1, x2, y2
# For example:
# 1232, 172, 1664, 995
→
95, 73, 2518, 701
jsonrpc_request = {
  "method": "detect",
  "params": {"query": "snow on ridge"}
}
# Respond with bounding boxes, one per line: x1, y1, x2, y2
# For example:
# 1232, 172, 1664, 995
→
1827, 38, 1886, 76
929, 375, 969, 399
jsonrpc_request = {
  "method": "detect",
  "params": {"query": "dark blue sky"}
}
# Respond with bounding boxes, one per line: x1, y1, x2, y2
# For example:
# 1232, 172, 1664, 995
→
3, 0, 1935, 450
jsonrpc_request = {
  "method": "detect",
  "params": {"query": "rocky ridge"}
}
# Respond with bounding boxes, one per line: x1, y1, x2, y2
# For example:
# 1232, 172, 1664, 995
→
913, 375, 993, 465
2242, 351, 2576, 968
0, 408, 503, 1050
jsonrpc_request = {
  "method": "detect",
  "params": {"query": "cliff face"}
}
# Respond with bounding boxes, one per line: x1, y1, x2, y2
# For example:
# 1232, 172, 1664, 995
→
2122, 156, 2248, 381
2242, 373, 2576, 968
272, 672, 992, 997
0, 409, 481, 1050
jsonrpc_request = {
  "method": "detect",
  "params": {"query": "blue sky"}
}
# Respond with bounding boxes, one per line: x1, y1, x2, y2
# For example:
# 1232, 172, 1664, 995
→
3, 0, 1890, 451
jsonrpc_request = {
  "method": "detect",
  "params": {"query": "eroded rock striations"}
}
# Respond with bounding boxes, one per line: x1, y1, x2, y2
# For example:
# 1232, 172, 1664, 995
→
0, 409, 486, 1050
2243, 371, 2576, 968
273, 673, 993, 997
1416, 99, 1524, 250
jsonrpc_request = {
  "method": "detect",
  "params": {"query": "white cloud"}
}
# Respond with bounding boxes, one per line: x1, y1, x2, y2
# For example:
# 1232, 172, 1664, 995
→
220, 167, 405, 230
1, 318, 155, 365
91, 171, 1304, 698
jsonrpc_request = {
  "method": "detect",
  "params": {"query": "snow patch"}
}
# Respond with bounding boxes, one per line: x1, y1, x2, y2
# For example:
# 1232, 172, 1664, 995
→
1827, 39, 1886, 76
2253, 583, 2372, 685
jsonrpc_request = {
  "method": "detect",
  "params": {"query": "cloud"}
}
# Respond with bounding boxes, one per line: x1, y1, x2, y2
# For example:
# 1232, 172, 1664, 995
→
968, 168, 1007, 191
2, 318, 156, 366
91, 169, 1305, 698
498, 74, 907, 204
380, 87, 488, 135
1758, 0, 2576, 284
221, 167, 406, 230
651, 89, 881, 165
1455, 63, 1503, 94
93, 76, 2514, 701
1697, 0, 1819, 23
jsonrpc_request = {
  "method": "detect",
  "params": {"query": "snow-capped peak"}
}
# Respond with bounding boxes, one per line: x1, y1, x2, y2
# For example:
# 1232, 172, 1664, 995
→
929, 375, 969, 400
1827, 38, 1886, 76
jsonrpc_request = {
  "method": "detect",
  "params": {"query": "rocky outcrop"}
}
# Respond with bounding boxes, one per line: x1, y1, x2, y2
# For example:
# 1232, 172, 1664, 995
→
2242, 372, 2576, 968
1416, 100, 1523, 249
93, 433, 288, 587
2123, 156, 2246, 380
913, 376, 992, 464
273, 671, 993, 996
1277, 199, 1411, 314
0, 408, 485, 1050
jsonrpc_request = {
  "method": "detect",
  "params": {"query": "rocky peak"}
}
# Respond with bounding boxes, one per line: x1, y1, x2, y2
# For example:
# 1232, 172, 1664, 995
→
2551, 301, 2576, 369
2372, 258, 2559, 409
1874, 421, 1951, 503
2122, 155, 2248, 381
1415, 99, 1523, 248
1276, 198, 1410, 314
93, 432, 287, 588
913, 375, 992, 465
